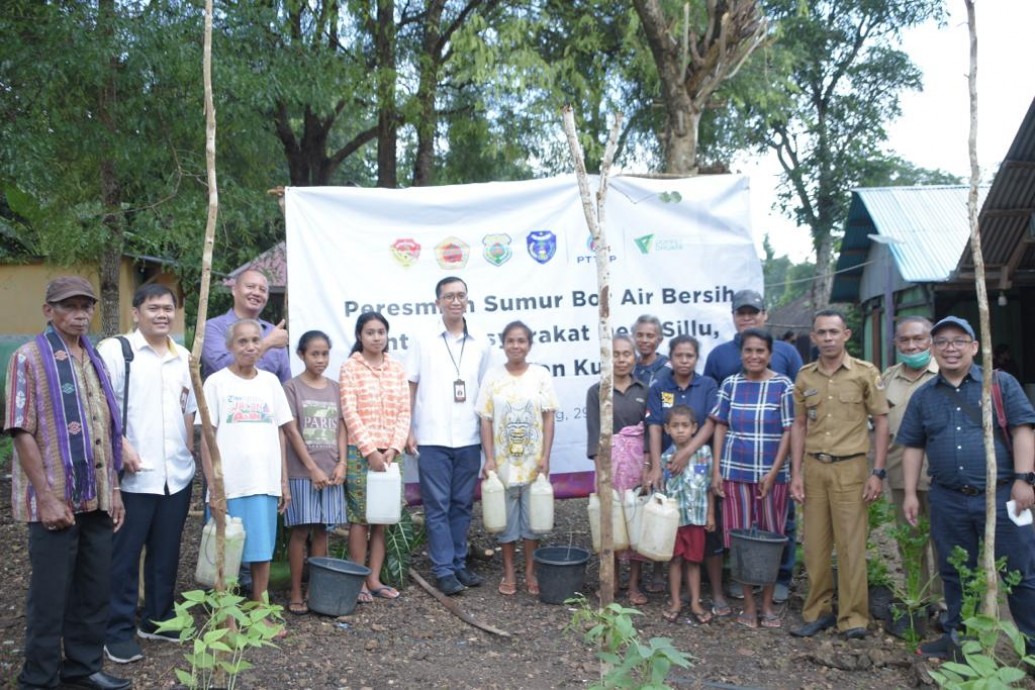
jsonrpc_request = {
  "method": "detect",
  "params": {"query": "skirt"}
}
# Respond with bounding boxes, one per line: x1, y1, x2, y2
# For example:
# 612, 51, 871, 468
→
227, 494, 278, 563
284, 477, 346, 528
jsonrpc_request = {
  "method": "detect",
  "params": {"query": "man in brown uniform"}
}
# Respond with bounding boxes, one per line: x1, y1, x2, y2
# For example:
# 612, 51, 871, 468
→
881, 316, 941, 602
789, 309, 889, 640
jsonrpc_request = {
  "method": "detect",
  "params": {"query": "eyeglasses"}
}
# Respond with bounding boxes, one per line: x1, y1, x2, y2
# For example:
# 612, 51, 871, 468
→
439, 292, 467, 303
932, 337, 973, 350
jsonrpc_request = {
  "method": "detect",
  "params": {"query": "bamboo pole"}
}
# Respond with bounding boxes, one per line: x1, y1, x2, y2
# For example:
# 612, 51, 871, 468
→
188, 0, 229, 593
562, 107, 622, 610
963, 0, 998, 615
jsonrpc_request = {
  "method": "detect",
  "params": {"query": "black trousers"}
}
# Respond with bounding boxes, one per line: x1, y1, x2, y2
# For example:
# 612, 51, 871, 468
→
19, 510, 112, 688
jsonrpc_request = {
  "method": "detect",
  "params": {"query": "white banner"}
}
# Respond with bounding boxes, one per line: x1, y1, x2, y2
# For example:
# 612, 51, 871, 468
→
286, 174, 761, 498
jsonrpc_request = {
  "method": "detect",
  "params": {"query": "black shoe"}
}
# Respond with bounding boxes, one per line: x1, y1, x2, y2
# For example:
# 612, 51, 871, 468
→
842, 627, 867, 640
918, 633, 960, 660
104, 639, 144, 664
455, 568, 484, 587
437, 574, 465, 595
59, 671, 132, 690
789, 613, 837, 637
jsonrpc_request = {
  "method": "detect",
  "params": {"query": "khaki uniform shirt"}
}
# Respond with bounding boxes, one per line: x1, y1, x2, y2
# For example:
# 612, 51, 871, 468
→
881, 359, 938, 491
794, 355, 889, 457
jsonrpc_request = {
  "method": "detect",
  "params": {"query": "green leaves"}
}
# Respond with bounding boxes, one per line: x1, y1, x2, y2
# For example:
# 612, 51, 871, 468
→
381, 509, 426, 589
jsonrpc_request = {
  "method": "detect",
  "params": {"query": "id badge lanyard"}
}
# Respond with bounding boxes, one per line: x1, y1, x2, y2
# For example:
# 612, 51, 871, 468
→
443, 328, 468, 402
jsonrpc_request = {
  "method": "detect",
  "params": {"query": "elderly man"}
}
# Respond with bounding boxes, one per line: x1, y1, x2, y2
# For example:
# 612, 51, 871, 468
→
789, 309, 888, 640
5, 276, 131, 690
703, 288, 803, 603
899, 316, 1035, 660
100, 284, 197, 665
200, 268, 290, 382
881, 316, 941, 603
405, 276, 494, 595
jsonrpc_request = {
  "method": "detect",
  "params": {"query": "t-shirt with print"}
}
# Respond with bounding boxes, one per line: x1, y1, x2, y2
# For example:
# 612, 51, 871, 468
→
662, 444, 712, 527
283, 376, 341, 479
475, 364, 559, 487
200, 368, 293, 499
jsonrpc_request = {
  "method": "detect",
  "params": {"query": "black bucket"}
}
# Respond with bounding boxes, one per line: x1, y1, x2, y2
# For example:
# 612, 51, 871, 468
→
307, 557, 371, 616
729, 527, 788, 586
534, 546, 591, 604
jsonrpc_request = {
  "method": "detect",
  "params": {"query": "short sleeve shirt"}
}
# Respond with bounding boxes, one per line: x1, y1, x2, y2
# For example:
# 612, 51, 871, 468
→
710, 373, 795, 483
881, 360, 938, 490
645, 369, 718, 450
585, 380, 648, 458
663, 445, 712, 527
793, 355, 889, 457
282, 376, 341, 479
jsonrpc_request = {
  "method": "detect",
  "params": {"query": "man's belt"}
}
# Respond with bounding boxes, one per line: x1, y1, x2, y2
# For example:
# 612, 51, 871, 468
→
808, 452, 865, 464
938, 478, 1012, 496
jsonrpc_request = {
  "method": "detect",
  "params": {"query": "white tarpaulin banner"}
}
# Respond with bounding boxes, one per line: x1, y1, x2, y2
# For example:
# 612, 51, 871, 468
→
285, 174, 761, 499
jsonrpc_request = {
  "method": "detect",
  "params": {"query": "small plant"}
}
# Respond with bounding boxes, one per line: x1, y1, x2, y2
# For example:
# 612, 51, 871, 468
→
155, 588, 284, 690
929, 546, 1035, 689
866, 497, 895, 589
566, 595, 693, 689
382, 509, 426, 588
887, 517, 937, 646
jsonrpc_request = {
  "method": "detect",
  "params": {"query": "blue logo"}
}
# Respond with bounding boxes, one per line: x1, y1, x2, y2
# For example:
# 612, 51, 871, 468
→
526, 230, 557, 264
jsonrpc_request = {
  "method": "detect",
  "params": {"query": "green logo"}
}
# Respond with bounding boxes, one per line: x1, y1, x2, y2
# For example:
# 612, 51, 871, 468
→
634, 234, 654, 254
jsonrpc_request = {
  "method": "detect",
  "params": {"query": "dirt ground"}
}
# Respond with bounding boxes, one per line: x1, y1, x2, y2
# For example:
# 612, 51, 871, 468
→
0, 476, 1024, 690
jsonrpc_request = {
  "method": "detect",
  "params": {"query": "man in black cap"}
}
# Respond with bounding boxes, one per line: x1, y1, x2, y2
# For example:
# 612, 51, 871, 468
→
898, 316, 1035, 660
4, 276, 132, 689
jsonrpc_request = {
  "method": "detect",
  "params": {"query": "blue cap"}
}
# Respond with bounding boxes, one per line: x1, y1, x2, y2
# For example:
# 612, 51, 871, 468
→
930, 316, 975, 339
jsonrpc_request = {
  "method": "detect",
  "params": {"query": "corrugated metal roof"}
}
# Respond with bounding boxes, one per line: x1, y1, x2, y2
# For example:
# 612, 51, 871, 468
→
830, 185, 989, 302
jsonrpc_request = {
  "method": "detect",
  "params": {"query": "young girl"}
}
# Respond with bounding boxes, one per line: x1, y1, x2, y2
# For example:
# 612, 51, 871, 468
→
200, 320, 318, 627
339, 312, 410, 601
477, 321, 559, 595
661, 405, 715, 624
282, 331, 348, 615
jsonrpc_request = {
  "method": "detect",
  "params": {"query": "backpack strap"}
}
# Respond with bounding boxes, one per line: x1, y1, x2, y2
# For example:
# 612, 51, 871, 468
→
991, 370, 1012, 456
115, 336, 133, 430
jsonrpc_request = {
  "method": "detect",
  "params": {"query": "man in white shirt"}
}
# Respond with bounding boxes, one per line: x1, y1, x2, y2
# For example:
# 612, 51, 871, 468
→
99, 284, 197, 664
406, 277, 494, 595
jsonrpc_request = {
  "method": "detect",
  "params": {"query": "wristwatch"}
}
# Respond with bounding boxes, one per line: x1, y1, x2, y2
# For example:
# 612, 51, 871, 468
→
1014, 471, 1035, 485
871, 468, 887, 480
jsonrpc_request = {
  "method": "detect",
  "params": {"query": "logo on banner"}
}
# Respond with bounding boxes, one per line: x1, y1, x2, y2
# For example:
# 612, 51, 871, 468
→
435, 237, 470, 269
482, 234, 512, 266
526, 230, 557, 264
634, 234, 654, 254
390, 238, 421, 267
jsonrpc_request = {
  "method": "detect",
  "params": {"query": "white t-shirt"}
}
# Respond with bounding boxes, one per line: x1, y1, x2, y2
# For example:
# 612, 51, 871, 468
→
200, 368, 293, 499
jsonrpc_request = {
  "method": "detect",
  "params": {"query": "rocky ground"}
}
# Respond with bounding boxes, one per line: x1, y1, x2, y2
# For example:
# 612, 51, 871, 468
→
0, 476, 1029, 690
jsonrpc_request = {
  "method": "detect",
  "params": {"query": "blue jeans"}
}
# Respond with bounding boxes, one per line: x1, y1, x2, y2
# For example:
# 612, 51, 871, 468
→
107, 484, 192, 643
929, 482, 1035, 652
417, 444, 481, 578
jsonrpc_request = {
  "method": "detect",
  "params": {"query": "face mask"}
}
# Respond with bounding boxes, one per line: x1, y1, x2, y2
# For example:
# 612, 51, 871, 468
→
898, 348, 932, 369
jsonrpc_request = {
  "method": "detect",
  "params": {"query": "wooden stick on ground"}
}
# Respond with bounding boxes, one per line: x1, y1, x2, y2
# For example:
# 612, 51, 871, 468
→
408, 568, 512, 638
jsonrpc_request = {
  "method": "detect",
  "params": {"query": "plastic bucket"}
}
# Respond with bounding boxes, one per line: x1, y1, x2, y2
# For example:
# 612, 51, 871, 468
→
306, 557, 371, 616
729, 527, 788, 586
534, 546, 591, 605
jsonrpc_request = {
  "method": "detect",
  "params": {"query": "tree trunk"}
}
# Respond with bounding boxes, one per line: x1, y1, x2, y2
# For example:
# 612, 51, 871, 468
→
412, 1, 445, 187
663, 105, 701, 175
811, 233, 834, 309
375, 0, 397, 188
97, 0, 121, 337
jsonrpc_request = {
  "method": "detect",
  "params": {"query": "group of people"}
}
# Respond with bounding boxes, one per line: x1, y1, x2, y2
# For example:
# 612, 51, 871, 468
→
6, 272, 1035, 690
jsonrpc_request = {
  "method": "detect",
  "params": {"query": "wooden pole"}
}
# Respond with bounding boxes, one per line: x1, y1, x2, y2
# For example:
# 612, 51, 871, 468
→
562, 107, 622, 611
963, 0, 998, 616
188, 0, 229, 593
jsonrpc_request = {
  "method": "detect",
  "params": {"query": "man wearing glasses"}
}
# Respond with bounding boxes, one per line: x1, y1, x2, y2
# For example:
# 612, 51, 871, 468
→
881, 317, 942, 604
5, 276, 131, 690
406, 277, 494, 595
899, 316, 1035, 660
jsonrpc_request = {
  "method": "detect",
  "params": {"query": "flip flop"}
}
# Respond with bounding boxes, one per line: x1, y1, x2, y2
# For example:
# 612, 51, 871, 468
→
526, 579, 540, 596
690, 609, 713, 625
628, 590, 648, 606
662, 607, 682, 623
370, 586, 400, 600
736, 613, 759, 629
287, 600, 309, 615
357, 590, 374, 604
498, 580, 517, 596
760, 613, 782, 629
711, 603, 733, 618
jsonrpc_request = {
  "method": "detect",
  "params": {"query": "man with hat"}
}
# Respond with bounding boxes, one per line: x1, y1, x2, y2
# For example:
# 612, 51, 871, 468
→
703, 288, 803, 603
4, 276, 132, 690
898, 316, 1035, 659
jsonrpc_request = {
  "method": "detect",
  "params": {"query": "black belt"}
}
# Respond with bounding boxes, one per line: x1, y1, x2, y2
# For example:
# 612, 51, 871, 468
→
938, 478, 1012, 496
809, 452, 865, 464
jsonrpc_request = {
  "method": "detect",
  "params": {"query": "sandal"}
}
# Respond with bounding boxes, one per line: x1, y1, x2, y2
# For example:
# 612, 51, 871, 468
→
690, 609, 713, 625
760, 613, 782, 629
369, 586, 400, 600
498, 580, 517, 596
628, 590, 649, 606
357, 589, 374, 604
736, 613, 759, 629
526, 579, 540, 596
287, 600, 309, 615
711, 602, 733, 618
662, 607, 682, 623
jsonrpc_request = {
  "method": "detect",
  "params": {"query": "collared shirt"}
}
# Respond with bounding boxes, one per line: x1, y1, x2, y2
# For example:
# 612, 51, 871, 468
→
703, 336, 803, 385
5, 339, 117, 521
881, 359, 939, 490
98, 330, 197, 496
645, 368, 719, 450
339, 352, 410, 457
793, 355, 888, 457
897, 365, 1035, 488
710, 373, 795, 483
634, 354, 670, 388
585, 379, 648, 458
663, 444, 713, 526
406, 320, 494, 448
200, 309, 291, 382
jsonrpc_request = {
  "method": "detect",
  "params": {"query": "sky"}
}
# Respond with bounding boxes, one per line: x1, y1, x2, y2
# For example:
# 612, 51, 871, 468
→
745, 0, 1035, 263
